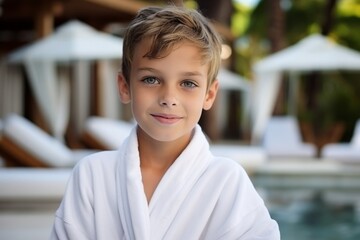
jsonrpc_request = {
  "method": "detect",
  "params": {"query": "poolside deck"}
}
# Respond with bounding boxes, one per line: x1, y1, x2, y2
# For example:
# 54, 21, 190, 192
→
254, 158, 360, 189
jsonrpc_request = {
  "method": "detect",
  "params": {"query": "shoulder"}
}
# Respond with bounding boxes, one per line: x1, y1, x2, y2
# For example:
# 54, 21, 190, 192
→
207, 155, 247, 179
77, 150, 118, 167
72, 150, 118, 180
206, 155, 263, 205
201, 155, 259, 200
63, 150, 119, 199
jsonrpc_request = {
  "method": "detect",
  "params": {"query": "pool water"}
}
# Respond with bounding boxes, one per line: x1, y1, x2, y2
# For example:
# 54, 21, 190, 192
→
263, 190, 360, 240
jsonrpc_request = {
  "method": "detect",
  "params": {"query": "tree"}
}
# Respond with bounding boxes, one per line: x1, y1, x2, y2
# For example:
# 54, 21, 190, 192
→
305, 0, 338, 138
267, 0, 285, 52
196, 0, 235, 140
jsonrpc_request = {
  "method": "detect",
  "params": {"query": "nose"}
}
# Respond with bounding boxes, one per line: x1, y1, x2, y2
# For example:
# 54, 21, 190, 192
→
159, 86, 178, 107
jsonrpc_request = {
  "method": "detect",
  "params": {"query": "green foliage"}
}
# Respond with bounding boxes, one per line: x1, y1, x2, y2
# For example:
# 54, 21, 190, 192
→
243, 0, 360, 50
338, 0, 360, 17
236, 0, 360, 141
334, 15, 360, 51
231, 3, 252, 37
184, 0, 198, 9
318, 73, 360, 140
244, 0, 267, 38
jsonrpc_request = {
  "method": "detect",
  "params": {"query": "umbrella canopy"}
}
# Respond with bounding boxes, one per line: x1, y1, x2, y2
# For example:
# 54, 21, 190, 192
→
216, 68, 252, 133
8, 20, 123, 62
218, 68, 250, 91
254, 34, 360, 73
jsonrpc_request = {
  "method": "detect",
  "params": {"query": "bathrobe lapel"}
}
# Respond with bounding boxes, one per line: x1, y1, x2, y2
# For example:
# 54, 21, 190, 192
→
116, 125, 211, 239
116, 127, 150, 240
149, 125, 211, 238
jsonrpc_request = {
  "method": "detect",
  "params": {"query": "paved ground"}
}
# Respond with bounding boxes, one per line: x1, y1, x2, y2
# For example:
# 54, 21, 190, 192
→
254, 157, 360, 189
0, 208, 55, 240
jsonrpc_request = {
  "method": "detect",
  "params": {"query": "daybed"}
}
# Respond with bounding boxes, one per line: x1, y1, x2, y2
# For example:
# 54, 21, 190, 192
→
261, 116, 317, 158
321, 120, 360, 163
0, 114, 95, 167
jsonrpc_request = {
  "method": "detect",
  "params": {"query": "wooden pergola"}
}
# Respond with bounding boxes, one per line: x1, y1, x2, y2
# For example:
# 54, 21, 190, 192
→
0, 0, 233, 57
0, 0, 158, 56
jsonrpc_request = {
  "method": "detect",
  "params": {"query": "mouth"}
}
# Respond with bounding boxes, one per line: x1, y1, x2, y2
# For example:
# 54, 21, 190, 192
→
151, 113, 182, 124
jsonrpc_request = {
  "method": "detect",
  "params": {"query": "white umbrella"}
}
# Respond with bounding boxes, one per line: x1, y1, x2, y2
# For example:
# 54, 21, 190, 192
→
7, 20, 124, 141
254, 34, 360, 72
217, 68, 252, 134
218, 68, 250, 91
8, 20, 123, 62
252, 34, 360, 143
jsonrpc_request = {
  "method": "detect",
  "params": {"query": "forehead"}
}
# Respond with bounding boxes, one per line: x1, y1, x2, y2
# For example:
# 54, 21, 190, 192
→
132, 39, 208, 70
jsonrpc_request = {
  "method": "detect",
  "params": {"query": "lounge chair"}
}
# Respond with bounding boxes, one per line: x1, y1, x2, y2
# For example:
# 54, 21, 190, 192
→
261, 116, 317, 158
321, 120, 360, 163
81, 116, 135, 150
210, 144, 267, 172
0, 114, 96, 167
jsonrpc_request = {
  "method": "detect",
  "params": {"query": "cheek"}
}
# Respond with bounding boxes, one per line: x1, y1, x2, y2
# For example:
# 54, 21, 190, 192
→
131, 93, 144, 109
131, 86, 153, 103
184, 94, 207, 115
130, 89, 154, 113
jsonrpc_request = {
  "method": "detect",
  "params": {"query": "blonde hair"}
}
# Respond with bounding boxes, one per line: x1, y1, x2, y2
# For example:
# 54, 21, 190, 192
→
121, 6, 222, 86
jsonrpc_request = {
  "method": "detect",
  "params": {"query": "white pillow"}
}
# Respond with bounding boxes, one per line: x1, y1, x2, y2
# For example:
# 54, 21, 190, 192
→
351, 120, 360, 147
84, 117, 134, 149
3, 114, 74, 167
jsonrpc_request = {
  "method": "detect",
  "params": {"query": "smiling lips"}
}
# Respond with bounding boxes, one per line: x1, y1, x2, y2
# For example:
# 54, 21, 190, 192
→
151, 113, 182, 124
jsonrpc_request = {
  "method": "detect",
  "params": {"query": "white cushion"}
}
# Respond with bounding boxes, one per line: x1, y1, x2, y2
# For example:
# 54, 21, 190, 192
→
321, 119, 360, 162
262, 116, 317, 158
351, 120, 360, 147
84, 117, 134, 149
3, 114, 95, 167
210, 144, 266, 172
266, 143, 316, 158
322, 143, 360, 163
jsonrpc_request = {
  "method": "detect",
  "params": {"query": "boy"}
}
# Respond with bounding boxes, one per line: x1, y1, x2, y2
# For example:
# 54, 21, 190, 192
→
50, 6, 280, 239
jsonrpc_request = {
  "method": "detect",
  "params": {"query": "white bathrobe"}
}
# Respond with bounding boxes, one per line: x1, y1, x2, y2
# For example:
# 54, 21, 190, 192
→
51, 125, 279, 240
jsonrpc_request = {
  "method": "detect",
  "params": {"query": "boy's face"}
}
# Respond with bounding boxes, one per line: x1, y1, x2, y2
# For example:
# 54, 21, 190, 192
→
118, 39, 218, 143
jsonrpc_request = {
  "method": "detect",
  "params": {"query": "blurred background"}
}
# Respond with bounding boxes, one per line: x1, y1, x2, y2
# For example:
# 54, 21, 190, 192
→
0, 0, 360, 239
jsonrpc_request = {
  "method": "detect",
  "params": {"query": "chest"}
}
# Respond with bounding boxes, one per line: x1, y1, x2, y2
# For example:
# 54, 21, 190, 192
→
141, 167, 167, 203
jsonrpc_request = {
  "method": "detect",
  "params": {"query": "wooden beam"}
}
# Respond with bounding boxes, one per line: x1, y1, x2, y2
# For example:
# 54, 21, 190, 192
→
83, 0, 151, 15
35, 1, 55, 38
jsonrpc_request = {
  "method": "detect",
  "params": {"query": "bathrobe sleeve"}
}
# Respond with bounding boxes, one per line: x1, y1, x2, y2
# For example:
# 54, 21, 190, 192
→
50, 150, 125, 240
219, 178, 280, 240
200, 158, 280, 240
50, 158, 96, 240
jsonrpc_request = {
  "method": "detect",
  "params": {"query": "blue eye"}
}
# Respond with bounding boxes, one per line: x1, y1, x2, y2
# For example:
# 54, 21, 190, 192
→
181, 81, 197, 88
142, 77, 160, 85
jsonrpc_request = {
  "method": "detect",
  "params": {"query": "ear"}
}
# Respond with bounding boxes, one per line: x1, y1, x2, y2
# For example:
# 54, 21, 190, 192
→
203, 80, 219, 110
118, 73, 131, 104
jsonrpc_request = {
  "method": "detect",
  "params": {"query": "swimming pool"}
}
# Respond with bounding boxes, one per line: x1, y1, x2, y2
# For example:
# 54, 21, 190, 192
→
252, 160, 360, 240
262, 189, 360, 240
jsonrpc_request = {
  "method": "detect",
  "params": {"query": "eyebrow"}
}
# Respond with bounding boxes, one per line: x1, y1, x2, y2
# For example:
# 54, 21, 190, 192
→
137, 67, 160, 74
137, 67, 204, 77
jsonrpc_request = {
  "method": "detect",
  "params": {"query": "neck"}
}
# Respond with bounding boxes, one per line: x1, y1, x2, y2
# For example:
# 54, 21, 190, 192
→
137, 128, 193, 170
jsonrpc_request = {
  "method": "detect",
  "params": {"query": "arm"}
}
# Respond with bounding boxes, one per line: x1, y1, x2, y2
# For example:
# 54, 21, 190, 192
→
207, 163, 280, 240
50, 161, 95, 240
